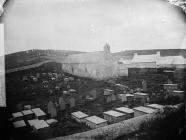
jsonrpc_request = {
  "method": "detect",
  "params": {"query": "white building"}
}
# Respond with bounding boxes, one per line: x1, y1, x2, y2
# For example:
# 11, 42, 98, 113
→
130, 52, 160, 68
62, 44, 118, 80
103, 110, 126, 123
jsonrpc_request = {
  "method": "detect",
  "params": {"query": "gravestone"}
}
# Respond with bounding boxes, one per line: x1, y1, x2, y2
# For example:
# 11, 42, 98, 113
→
106, 96, 112, 103
69, 97, 75, 108
47, 101, 57, 117
90, 89, 97, 99
59, 97, 66, 110
142, 80, 147, 91
111, 94, 116, 101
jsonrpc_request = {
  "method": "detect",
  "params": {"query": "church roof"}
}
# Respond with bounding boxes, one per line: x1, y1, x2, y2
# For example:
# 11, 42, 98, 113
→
132, 54, 160, 63
64, 51, 115, 64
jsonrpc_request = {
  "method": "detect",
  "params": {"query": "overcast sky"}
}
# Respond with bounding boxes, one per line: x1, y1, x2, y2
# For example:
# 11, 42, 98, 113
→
2, 0, 186, 54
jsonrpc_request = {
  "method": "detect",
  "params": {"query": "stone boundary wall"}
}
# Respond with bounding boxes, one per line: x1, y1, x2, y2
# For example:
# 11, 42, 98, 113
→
47, 104, 183, 140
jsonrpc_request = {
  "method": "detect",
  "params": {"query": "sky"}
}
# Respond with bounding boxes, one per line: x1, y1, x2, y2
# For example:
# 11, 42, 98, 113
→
2, 0, 186, 54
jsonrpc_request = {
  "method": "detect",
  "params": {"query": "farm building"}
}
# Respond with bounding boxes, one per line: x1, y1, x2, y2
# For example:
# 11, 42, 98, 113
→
103, 110, 126, 123
84, 116, 107, 129
133, 106, 156, 117
115, 107, 134, 119
134, 92, 148, 104
12, 112, 23, 121
31, 108, 46, 120
71, 111, 89, 123
157, 55, 186, 68
130, 51, 160, 68
62, 44, 119, 80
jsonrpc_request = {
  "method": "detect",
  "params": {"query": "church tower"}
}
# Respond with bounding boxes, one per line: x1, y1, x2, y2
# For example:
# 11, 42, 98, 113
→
103, 43, 111, 54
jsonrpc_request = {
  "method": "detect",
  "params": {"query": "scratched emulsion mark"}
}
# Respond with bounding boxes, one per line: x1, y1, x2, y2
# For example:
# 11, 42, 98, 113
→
0, 23, 6, 107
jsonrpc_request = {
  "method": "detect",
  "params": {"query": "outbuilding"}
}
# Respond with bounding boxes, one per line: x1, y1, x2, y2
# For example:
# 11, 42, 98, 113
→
133, 106, 156, 117
71, 111, 89, 123
103, 110, 126, 123
84, 116, 107, 129
32, 108, 46, 120
115, 107, 134, 119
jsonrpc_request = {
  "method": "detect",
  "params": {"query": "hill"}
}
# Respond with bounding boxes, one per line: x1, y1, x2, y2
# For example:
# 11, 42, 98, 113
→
5, 49, 186, 70
5, 49, 83, 70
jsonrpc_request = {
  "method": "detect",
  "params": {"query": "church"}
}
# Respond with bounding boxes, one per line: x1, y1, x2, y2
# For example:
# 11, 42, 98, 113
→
62, 44, 119, 80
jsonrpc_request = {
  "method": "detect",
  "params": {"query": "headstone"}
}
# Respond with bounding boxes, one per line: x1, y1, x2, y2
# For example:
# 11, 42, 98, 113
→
167, 79, 173, 84
142, 80, 147, 91
51, 106, 57, 118
90, 89, 97, 99
36, 73, 40, 78
111, 94, 116, 101
59, 97, 66, 110
122, 94, 127, 102
47, 101, 53, 114
106, 96, 112, 103
69, 97, 75, 108
47, 101, 57, 117
67, 84, 70, 89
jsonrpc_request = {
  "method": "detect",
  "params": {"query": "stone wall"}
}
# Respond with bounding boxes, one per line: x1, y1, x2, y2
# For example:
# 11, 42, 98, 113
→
47, 104, 183, 140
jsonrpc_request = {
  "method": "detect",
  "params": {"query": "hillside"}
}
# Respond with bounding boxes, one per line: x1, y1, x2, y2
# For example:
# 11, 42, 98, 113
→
5, 49, 83, 70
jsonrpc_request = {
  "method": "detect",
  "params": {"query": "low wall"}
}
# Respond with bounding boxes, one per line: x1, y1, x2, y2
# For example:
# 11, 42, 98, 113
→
47, 104, 183, 140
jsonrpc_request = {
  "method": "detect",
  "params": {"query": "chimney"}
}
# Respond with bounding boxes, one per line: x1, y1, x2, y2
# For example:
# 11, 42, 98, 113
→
104, 43, 110, 54
134, 53, 138, 57
157, 51, 160, 56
